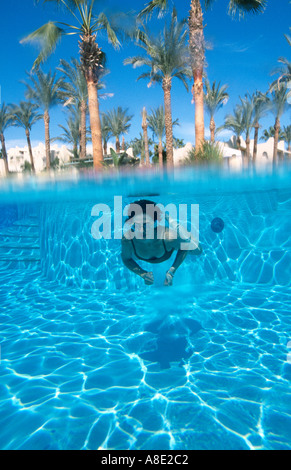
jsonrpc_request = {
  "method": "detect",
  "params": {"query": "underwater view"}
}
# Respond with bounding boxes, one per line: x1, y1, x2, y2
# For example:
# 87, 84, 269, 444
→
0, 167, 290, 450
0, 0, 290, 454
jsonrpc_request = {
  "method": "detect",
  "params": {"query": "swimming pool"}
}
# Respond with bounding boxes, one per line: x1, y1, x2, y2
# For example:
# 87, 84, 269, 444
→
0, 166, 290, 450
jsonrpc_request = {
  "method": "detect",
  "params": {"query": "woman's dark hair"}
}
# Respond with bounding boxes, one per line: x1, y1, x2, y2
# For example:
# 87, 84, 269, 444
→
126, 199, 161, 222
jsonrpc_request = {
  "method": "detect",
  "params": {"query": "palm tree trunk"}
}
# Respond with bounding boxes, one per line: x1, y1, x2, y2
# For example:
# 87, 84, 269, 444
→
210, 117, 215, 143
44, 110, 51, 170
86, 75, 103, 168
122, 136, 125, 152
162, 77, 174, 167
253, 122, 259, 164
103, 139, 108, 156
0, 133, 9, 176
79, 99, 87, 159
73, 142, 78, 159
189, 0, 205, 150
246, 135, 251, 164
115, 136, 120, 153
142, 107, 150, 166
273, 117, 280, 167
158, 139, 163, 169
25, 129, 35, 173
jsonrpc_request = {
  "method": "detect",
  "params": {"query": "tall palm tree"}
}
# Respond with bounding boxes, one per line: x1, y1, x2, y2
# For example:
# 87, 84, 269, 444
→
0, 104, 13, 176
204, 79, 229, 143
57, 58, 88, 159
125, 9, 191, 166
250, 91, 270, 163
139, 0, 267, 150
269, 84, 288, 166
21, 0, 121, 169
58, 57, 111, 160
105, 107, 133, 153
9, 101, 43, 173
24, 69, 65, 170
282, 125, 291, 152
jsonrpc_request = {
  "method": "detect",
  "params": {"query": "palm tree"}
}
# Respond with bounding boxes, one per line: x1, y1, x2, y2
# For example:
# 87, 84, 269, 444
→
130, 133, 154, 163
204, 79, 229, 143
222, 105, 245, 152
24, 69, 65, 170
0, 104, 13, 176
105, 107, 133, 153
147, 105, 179, 168
269, 84, 288, 166
260, 125, 284, 142
271, 31, 291, 103
57, 106, 81, 159
58, 57, 111, 160
125, 9, 191, 166
9, 101, 43, 173
251, 91, 270, 163
271, 57, 291, 90
282, 125, 291, 152
21, 0, 122, 169
142, 107, 150, 166
57, 58, 88, 160
101, 113, 112, 156
147, 106, 165, 168
238, 94, 255, 163
139, 0, 266, 150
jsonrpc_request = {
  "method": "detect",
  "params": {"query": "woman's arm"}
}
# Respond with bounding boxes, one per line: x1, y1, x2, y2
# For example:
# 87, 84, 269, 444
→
121, 238, 154, 284
163, 218, 202, 285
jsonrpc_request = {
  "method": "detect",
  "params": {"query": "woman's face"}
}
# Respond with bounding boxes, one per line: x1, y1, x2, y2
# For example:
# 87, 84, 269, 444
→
133, 214, 156, 239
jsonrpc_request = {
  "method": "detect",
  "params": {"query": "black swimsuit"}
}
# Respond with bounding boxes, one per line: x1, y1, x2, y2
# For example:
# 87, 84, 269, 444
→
131, 238, 174, 264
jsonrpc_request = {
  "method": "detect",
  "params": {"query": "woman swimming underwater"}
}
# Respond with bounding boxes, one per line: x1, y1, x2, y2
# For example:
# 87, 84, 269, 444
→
121, 199, 202, 286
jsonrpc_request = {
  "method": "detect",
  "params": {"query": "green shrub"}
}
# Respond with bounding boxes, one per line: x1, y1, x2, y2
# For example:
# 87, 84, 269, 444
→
183, 140, 223, 166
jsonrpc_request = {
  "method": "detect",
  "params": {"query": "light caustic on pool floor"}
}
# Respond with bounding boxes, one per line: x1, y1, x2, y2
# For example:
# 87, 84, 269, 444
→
0, 266, 290, 450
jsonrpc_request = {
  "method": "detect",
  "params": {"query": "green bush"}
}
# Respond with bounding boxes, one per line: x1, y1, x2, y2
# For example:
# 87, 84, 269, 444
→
183, 140, 223, 166
22, 161, 32, 173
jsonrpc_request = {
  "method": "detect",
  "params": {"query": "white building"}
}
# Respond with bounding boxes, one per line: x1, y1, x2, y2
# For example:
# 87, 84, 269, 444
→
0, 143, 72, 176
173, 137, 291, 170
0, 137, 290, 177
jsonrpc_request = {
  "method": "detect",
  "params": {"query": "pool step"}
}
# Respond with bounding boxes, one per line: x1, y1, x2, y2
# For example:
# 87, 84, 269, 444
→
0, 215, 41, 268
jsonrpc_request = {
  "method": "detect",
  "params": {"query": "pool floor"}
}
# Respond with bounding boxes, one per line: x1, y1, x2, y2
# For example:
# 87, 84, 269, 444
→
0, 265, 290, 450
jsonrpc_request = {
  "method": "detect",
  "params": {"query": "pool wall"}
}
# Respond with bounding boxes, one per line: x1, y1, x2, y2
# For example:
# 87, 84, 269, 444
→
0, 204, 18, 229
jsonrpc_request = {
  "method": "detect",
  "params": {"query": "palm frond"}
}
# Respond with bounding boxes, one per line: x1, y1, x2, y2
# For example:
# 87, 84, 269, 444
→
9, 101, 43, 130
228, 0, 267, 17
94, 12, 121, 48
138, 0, 169, 19
21, 22, 65, 69
204, 79, 229, 117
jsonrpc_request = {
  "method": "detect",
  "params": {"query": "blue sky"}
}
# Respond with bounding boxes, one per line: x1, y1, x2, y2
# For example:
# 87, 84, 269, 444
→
1, 0, 290, 150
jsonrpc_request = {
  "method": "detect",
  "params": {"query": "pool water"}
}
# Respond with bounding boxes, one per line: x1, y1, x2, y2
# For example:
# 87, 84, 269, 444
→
0, 167, 290, 450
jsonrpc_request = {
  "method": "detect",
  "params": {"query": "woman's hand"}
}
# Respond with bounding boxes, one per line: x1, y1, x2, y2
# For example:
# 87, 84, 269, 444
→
164, 267, 175, 286
141, 271, 154, 285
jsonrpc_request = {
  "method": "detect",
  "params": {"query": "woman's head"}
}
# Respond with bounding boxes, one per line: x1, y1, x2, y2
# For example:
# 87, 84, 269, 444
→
127, 200, 162, 222
126, 200, 162, 238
